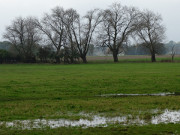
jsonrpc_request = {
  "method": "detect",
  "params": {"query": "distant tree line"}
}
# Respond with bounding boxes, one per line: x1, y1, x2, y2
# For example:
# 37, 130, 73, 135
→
1, 2, 166, 63
125, 43, 166, 55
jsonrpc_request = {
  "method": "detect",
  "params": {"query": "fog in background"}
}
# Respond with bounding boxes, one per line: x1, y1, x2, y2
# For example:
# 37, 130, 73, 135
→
0, 0, 180, 42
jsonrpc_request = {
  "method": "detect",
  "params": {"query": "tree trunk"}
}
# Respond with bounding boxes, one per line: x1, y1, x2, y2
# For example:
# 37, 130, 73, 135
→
70, 57, 74, 63
113, 51, 118, 62
55, 57, 60, 63
172, 54, 175, 62
151, 52, 156, 62
81, 55, 87, 63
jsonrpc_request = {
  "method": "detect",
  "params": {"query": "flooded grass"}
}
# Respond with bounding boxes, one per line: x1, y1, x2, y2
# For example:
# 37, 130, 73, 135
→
152, 110, 180, 124
99, 93, 176, 97
1, 110, 180, 129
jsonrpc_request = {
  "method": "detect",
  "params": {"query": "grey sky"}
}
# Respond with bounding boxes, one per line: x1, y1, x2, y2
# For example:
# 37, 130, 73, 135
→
0, 0, 179, 42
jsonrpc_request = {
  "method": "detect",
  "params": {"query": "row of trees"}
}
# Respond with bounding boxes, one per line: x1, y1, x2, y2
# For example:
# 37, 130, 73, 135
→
2, 3, 166, 63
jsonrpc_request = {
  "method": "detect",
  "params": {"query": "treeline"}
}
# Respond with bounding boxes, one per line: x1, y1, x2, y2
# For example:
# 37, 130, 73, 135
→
164, 41, 180, 55
1, 2, 166, 63
125, 43, 166, 55
0, 41, 79, 63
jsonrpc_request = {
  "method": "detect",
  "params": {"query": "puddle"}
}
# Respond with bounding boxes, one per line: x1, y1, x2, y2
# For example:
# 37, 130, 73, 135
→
99, 93, 176, 97
152, 110, 180, 124
1, 110, 180, 129
1, 116, 127, 129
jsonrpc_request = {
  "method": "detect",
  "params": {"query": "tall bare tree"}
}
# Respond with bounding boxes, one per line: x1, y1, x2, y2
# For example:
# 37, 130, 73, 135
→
98, 3, 140, 62
135, 10, 166, 62
69, 9, 102, 63
3, 17, 41, 62
35, 7, 66, 63
63, 8, 80, 63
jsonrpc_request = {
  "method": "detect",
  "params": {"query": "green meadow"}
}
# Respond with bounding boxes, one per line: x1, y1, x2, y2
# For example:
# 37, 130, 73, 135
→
0, 62, 180, 134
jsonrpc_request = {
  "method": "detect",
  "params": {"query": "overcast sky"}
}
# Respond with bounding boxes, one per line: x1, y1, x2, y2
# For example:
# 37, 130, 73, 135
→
0, 0, 179, 42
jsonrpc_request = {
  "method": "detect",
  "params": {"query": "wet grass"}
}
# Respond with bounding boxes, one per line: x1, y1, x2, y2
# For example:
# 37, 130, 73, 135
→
1, 96, 180, 121
0, 63, 180, 133
0, 124, 180, 135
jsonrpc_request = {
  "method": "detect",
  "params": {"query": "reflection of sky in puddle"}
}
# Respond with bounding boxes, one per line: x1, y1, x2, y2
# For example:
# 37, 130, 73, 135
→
152, 110, 180, 124
1, 110, 180, 129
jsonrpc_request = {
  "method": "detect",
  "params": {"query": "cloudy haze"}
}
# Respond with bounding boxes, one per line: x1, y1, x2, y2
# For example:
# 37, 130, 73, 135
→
0, 0, 179, 42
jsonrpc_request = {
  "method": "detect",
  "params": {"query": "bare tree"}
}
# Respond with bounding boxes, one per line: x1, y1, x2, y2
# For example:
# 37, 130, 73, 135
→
98, 3, 140, 62
35, 7, 66, 63
69, 9, 102, 63
135, 10, 166, 62
63, 8, 80, 63
3, 17, 41, 62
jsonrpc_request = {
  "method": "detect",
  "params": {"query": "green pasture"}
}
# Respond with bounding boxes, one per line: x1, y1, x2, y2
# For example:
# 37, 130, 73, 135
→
0, 62, 180, 134
1, 124, 180, 135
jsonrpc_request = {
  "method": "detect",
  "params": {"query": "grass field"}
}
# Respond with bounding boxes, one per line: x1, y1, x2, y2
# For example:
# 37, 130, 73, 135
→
0, 61, 180, 134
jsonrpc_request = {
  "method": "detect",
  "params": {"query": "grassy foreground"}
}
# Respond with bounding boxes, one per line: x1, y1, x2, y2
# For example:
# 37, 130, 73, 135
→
0, 63, 180, 134
0, 124, 180, 135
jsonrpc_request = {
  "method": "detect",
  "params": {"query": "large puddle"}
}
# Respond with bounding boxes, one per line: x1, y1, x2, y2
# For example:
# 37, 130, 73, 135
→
99, 93, 177, 97
1, 110, 180, 129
